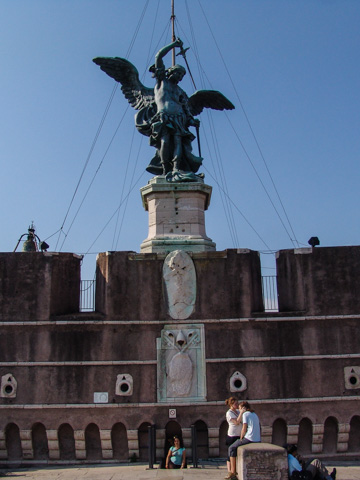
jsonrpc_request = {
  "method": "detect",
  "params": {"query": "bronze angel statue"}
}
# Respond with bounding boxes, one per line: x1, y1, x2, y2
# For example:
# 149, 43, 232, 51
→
93, 38, 234, 182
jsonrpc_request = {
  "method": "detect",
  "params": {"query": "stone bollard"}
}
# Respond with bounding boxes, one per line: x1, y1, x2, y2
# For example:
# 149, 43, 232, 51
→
236, 443, 288, 480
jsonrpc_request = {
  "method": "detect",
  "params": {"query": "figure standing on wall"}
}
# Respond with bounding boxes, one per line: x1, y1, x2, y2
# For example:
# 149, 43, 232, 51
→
93, 38, 234, 183
227, 401, 261, 480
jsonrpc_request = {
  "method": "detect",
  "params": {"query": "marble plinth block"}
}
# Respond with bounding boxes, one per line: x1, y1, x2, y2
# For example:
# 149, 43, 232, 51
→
140, 176, 215, 253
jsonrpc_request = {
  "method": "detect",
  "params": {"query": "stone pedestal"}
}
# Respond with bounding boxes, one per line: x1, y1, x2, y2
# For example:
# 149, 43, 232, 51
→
237, 443, 288, 480
140, 176, 215, 253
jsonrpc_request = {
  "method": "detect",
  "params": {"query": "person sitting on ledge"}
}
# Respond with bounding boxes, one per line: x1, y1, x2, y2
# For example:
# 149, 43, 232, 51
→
165, 435, 186, 469
285, 443, 336, 480
226, 401, 261, 480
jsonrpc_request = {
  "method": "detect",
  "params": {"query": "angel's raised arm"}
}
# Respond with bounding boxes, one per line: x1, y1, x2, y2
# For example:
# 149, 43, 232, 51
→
155, 37, 183, 70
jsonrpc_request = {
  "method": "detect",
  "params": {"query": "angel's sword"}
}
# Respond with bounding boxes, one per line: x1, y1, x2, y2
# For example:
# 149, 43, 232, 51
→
176, 46, 197, 90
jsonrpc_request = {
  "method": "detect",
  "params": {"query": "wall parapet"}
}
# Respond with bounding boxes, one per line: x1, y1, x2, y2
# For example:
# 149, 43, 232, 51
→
276, 246, 360, 316
0, 252, 81, 321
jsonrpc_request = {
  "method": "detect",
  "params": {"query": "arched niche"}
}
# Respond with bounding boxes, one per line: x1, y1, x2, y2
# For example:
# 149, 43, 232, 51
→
111, 422, 128, 460
32, 423, 49, 460
138, 422, 151, 461
348, 415, 360, 452
194, 420, 209, 460
271, 418, 287, 447
163, 421, 183, 468
298, 418, 312, 455
85, 423, 102, 460
58, 423, 75, 460
323, 417, 338, 454
5, 423, 22, 460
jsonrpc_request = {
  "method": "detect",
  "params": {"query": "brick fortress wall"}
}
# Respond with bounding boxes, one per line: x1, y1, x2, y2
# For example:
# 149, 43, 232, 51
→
0, 247, 359, 464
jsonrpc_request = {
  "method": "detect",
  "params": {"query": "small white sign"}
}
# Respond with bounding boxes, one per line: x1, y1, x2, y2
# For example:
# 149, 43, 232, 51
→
169, 408, 176, 419
94, 392, 108, 403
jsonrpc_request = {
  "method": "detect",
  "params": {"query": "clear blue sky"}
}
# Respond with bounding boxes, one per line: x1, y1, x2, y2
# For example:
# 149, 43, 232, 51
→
1, 0, 359, 280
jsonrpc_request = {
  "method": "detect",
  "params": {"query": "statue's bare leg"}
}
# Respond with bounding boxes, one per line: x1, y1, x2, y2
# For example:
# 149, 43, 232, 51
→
160, 134, 172, 174
173, 134, 182, 171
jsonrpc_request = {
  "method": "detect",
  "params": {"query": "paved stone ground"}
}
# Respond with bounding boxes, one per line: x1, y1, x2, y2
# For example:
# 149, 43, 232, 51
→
1, 462, 360, 480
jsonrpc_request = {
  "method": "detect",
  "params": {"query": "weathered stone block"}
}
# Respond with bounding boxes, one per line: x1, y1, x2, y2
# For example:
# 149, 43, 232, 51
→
128, 440, 139, 450
337, 443, 348, 452
208, 436, 218, 449
49, 449, 60, 460
126, 430, 138, 441
20, 441, 32, 450
236, 443, 288, 480
20, 430, 32, 441
209, 447, 219, 457
102, 449, 113, 459
312, 444, 323, 454
99, 430, 112, 441
156, 429, 166, 440
22, 450, 33, 459
75, 440, 85, 450
46, 430, 58, 441
100, 440, 112, 450
338, 433, 349, 443
75, 450, 86, 459
74, 430, 85, 440
48, 440, 59, 451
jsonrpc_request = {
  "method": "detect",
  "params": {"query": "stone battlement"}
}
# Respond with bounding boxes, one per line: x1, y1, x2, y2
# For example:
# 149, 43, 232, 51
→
1, 246, 360, 320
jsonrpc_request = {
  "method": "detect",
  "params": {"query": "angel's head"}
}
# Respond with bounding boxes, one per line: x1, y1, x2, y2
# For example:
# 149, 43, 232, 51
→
166, 64, 186, 83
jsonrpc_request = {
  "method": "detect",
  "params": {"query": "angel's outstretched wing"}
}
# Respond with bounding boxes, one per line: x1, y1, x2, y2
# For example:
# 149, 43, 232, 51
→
188, 90, 235, 116
93, 57, 154, 110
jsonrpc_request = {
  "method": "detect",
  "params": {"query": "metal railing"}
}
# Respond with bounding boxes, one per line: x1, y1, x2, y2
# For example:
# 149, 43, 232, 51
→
191, 424, 198, 468
80, 276, 279, 313
261, 275, 279, 312
80, 280, 95, 312
148, 424, 156, 469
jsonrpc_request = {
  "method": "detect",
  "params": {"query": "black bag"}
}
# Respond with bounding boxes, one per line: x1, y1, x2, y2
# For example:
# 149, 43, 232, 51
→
291, 470, 313, 480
